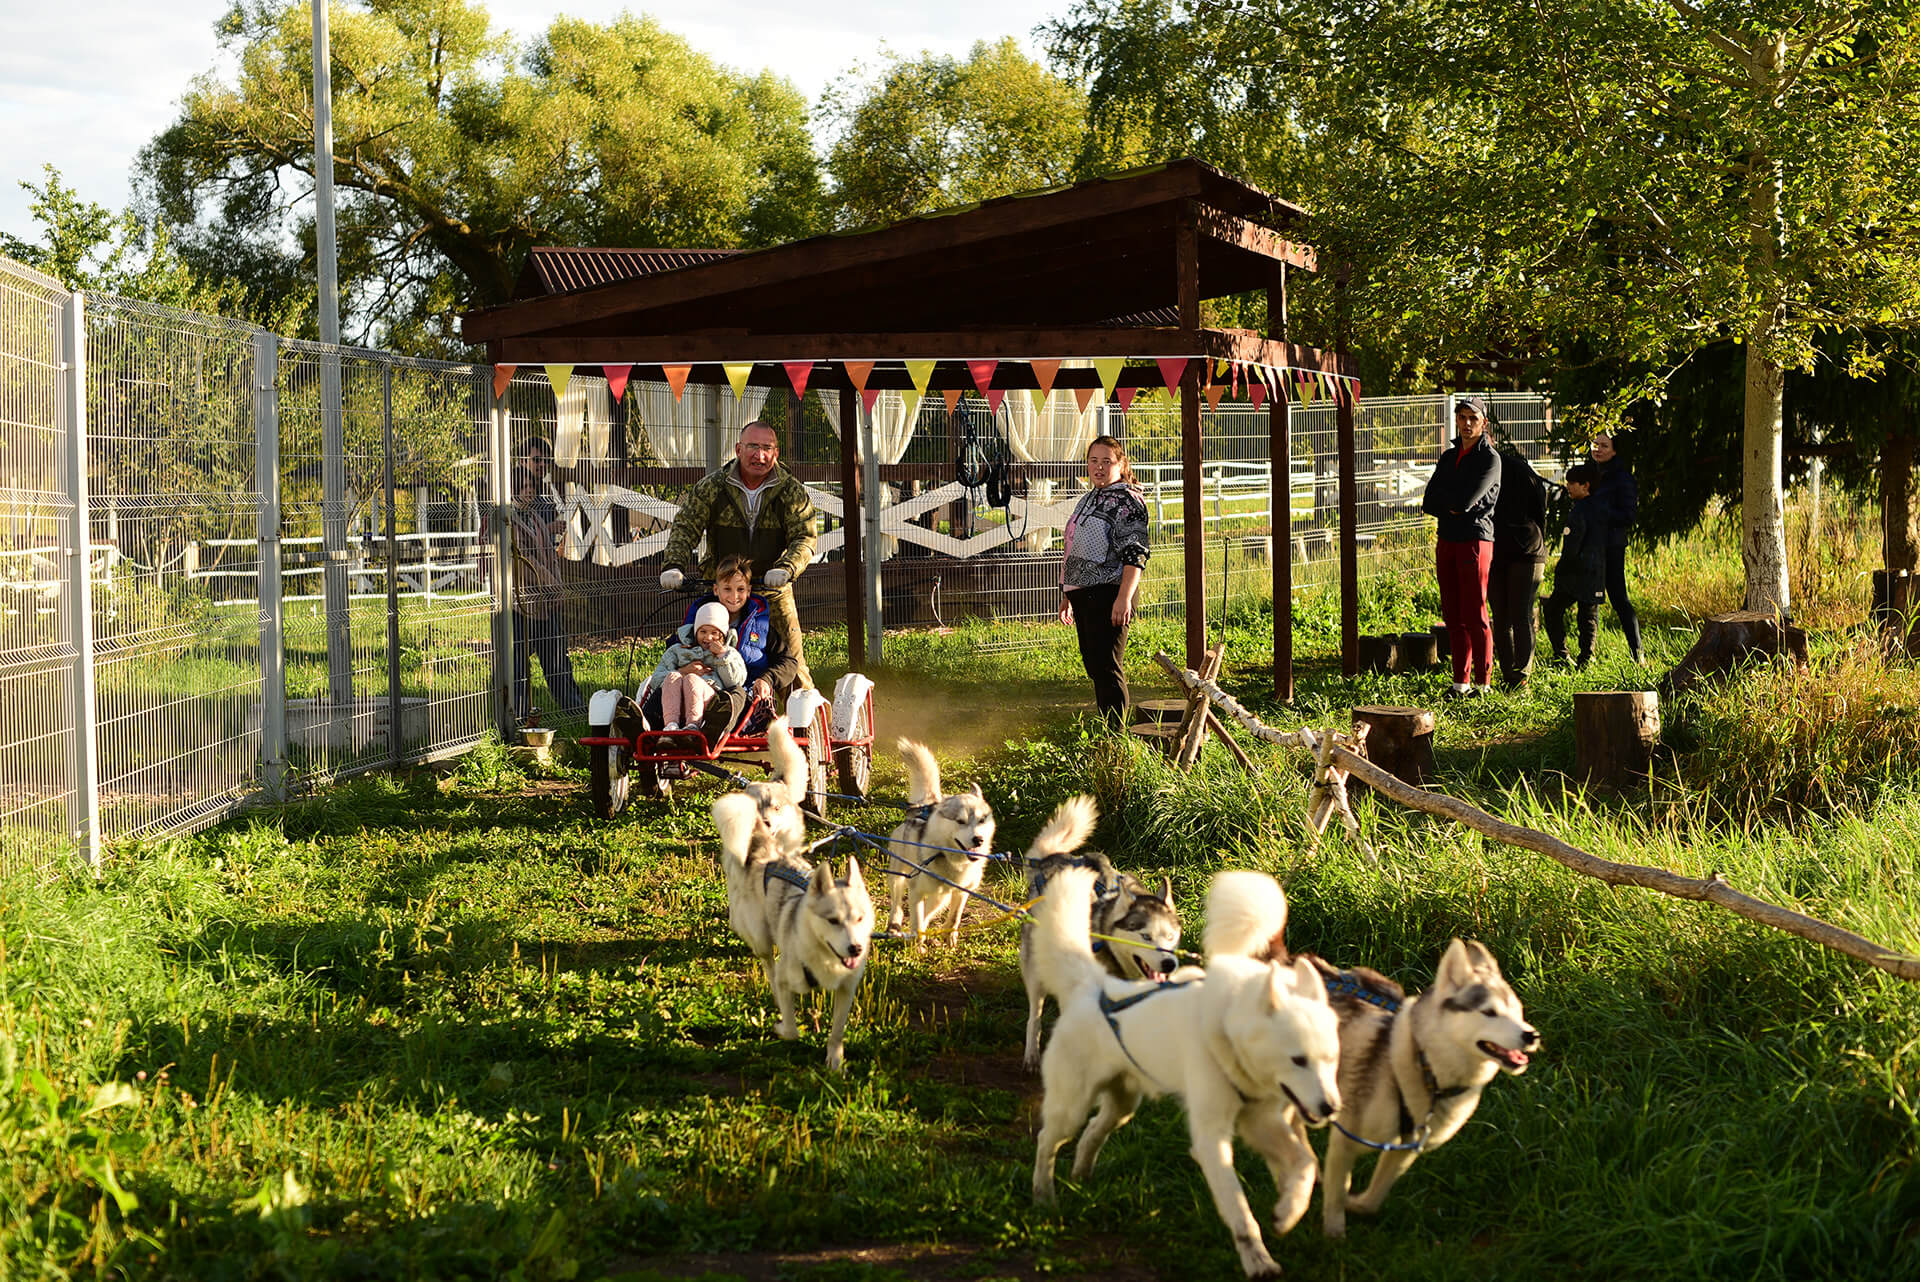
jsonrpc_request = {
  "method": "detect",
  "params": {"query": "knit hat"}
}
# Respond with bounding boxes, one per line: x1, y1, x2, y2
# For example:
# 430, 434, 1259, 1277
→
693, 602, 731, 637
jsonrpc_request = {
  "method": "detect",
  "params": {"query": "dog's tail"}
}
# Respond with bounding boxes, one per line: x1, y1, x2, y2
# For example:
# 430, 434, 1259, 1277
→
1026, 793, 1098, 863
765, 716, 808, 807
896, 738, 942, 807
712, 791, 766, 876
1203, 870, 1289, 963
1029, 863, 1106, 997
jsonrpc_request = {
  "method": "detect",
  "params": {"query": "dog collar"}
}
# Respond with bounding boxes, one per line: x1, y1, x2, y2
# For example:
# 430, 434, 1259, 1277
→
1321, 968, 1402, 1013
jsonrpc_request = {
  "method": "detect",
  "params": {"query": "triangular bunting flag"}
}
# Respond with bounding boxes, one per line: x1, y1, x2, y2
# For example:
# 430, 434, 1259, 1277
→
545, 364, 574, 401
1204, 383, 1228, 412
1029, 358, 1061, 397
843, 360, 874, 397
783, 361, 814, 399
1029, 387, 1049, 414
603, 364, 632, 403
492, 364, 516, 398
966, 359, 998, 396
1092, 358, 1124, 400
942, 388, 963, 413
986, 389, 1005, 414
861, 387, 882, 415
722, 362, 753, 401
904, 359, 935, 393
1215, 358, 1232, 382
1117, 386, 1139, 413
1249, 381, 1268, 413
1156, 357, 1190, 391
1073, 386, 1097, 414
663, 364, 692, 401
901, 388, 924, 424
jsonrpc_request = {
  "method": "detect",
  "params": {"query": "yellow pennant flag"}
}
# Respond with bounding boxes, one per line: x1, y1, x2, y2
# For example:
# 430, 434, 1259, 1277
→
904, 359, 936, 393
545, 364, 574, 401
722, 362, 753, 400
901, 388, 925, 424
1092, 358, 1124, 400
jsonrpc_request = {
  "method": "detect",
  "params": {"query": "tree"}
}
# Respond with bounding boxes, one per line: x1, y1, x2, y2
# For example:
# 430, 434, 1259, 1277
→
140, 0, 824, 356
1053, 0, 1920, 613
820, 38, 1088, 229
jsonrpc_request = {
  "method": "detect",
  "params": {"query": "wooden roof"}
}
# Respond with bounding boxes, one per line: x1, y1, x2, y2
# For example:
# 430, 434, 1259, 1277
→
511, 247, 739, 299
463, 158, 1349, 376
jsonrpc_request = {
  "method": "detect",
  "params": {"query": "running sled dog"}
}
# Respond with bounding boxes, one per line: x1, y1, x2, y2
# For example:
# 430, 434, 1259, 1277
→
884, 738, 997, 949
1029, 852, 1341, 1279
1309, 941, 1539, 1236
713, 717, 874, 1072
1017, 797, 1183, 1067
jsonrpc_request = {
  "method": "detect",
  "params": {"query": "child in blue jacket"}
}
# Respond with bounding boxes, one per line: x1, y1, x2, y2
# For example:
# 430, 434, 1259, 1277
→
1541, 463, 1607, 667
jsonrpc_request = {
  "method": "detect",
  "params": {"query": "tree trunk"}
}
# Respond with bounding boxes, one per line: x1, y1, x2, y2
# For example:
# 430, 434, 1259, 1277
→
1660, 609, 1810, 696
1573, 691, 1661, 790
1885, 422, 1918, 577
1741, 32, 1791, 617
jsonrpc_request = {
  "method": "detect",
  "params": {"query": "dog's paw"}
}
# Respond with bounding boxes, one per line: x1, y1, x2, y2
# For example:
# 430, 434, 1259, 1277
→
774, 1019, 798, 1041
1322, 1213, 1347, 1239
824, 1046, 846, 1072
1233, 1237, 1281, 1278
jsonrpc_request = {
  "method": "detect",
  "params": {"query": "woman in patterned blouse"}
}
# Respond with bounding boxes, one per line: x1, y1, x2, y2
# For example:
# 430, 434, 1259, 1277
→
1059, 435, 1153, 725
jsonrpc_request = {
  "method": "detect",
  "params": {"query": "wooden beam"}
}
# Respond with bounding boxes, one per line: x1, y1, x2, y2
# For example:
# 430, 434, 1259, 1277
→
1269, 281, 1292, 703
1197, 206, 1318, 271
1178, 204, 1206, 670
839, 390, 864, 672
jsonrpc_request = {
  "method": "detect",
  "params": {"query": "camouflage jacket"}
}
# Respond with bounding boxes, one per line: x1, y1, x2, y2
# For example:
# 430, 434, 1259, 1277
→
661, 461, 818, 585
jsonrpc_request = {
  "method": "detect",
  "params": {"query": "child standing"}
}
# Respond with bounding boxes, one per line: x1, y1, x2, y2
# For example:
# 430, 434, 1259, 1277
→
1541, 463, 1606, 668
651, 601, 746, 733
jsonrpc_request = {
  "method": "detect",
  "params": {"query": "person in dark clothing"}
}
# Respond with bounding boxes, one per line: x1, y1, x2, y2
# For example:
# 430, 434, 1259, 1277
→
1588, 432, 1644, 663
1421, 395, 1502, 697
1489, 446, 1549, 688
1542, 464, 1607, 667
1059, 435, 1151, 726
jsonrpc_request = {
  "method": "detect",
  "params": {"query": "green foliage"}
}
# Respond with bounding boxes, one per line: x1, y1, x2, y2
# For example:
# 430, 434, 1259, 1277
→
819, 38, 1088, 230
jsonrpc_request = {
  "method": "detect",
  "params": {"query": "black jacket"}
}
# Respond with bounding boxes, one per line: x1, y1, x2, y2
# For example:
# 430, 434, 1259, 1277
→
1589, 456, 1637, 548
1552, 499, 1607, 603
1422, 434, 1501, 543
1491, 450, 1548, 564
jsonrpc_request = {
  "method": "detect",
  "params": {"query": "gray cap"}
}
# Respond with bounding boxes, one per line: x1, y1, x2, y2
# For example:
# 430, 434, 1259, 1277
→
1457, 394, 1491, 419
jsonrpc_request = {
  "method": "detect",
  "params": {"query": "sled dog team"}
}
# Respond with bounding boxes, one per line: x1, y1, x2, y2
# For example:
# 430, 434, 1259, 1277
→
711, 720, 1539, 1276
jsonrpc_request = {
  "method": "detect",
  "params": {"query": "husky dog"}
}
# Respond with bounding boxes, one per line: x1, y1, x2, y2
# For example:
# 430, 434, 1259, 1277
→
1019, 805, 1183, 1067
713, 718, 874, 1072
1311, 941, 1538, 1237
737, 716, 808, 859
1030, 856, 1342, 1279
884, 738, 997, 949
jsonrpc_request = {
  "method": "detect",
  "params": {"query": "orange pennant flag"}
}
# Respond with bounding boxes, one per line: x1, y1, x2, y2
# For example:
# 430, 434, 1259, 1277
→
1073, 386, 1096, 414
492, 364, 516, 399
1204, 383, 1228, 412
843, 360, 875, 396
662, 364, 692, 401
1029, 358, 1061, 397
942, 388, 963, 413
603, 364, 632, 403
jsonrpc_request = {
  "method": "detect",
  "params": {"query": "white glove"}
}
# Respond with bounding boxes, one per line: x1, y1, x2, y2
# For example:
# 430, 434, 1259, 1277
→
659, 568, 684, 591
763, 568, 790, 588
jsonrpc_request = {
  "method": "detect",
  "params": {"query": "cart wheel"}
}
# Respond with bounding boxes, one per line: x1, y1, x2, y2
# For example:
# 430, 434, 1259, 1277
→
588, 728, 634, 818
834, 742, 871, 800
803, 703, 831, 818
633, 755, 672, 803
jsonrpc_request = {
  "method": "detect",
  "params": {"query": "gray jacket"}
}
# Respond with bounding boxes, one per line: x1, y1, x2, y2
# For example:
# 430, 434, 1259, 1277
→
650, 622, 747, 693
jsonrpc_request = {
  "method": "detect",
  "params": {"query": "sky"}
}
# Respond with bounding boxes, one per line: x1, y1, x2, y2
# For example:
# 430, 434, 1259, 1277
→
0, 0, 1071, 244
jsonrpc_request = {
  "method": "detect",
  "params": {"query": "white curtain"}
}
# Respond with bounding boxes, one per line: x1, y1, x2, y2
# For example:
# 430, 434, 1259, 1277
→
552, 376, 613, 467
999, 364, 1103, 552
633, 381, 770, 467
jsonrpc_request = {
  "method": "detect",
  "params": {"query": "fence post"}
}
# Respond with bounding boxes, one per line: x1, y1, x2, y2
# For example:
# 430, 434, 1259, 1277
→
61, 291, 101, 867
254, 331, 287, 800
861, 400, 883, 666
383, 362, 402, 764
488, 384, 516, 737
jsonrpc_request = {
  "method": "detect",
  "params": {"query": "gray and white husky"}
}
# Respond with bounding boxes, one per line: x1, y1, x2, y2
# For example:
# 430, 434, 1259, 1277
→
1019, 799, 1183, 1067
713, 717, 874, 1072
1030, 851, 1342, 1279
1309, 941, 1538, 1237
884, 738, 996, 949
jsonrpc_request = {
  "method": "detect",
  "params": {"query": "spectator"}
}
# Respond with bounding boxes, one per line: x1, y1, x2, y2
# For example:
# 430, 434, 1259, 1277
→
1542, 463, 1607, 668
1490, 443, 1549, 689
1588, 432, 1644, 663
1059, 435, 1151, 726
508, 465, 583, 719
1421, 395, 1501, 699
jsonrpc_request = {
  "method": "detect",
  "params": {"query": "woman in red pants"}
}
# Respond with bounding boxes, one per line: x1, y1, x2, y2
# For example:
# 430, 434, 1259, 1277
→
1420, 395, 1502, 698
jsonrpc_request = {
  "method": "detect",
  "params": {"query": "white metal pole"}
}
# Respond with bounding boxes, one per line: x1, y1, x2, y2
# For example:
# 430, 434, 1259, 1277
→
861, 401, 883, 666
312, 0, 353, 736
62, 290, 101, 867
254, 330, 287, 799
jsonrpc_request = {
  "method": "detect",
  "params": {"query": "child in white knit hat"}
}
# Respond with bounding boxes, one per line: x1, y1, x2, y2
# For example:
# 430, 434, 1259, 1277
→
649, 600, 747, 733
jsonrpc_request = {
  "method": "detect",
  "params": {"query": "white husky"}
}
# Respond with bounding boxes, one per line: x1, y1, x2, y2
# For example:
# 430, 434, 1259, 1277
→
735, 715, 808, 860
1029, 854, 1342, 1279
1312, 940, 1538, 1237
713, 718, 874, 1072
884, 739, 996, 949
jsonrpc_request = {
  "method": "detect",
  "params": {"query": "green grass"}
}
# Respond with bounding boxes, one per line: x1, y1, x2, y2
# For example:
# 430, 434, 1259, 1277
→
7, 504, 1920, 1281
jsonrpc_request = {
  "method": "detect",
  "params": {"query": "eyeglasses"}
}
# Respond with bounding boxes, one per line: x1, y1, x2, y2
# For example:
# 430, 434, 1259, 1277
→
739, 443, 777, 456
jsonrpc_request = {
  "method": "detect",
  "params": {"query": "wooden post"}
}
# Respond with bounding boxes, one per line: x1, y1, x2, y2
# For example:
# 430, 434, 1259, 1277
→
1573, 691, 1661, 789
1351, 705, 1436, 786
838, 373, 865, 671
1335, 284, 1358, 678
1269, 274, 1293, 702
1177, 202, 1206, 671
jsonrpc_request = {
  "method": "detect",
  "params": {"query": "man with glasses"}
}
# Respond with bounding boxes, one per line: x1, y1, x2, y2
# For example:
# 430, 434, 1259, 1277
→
660, 420, 818, 689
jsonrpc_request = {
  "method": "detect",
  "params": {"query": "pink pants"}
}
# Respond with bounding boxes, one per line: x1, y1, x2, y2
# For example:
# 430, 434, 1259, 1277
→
1437, 539, 1493, 685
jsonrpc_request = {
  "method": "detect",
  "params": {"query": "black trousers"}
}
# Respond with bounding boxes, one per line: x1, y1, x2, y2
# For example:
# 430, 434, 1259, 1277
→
1067, 582, 1131, 725
1604, 544, 1643, 659
1489, 557, 1545, 682
1541, 587, 1599, 664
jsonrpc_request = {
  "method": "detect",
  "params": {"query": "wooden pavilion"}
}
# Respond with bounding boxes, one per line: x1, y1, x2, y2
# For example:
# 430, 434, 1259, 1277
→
461, 159, 1364, 693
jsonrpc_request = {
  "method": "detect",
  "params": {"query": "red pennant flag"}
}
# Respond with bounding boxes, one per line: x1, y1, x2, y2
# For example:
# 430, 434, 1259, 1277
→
1029, 358, 1061, 397
1204, 383, 1228, 412
1117, 386, 1139, 413
985, 389, 1005, 414
1073, 386, 1096, 414
603, 364, 632, 403
662, 364, 692, 401
843, 360, 874, 397
492, 364, 517, 399
966, 359, 998, 396
861, 388, 882, 414
1231, 361, 1243, 398
942, 388, 963, 413
1249, 381, 1268, 413
783, 361, 814, 399
1156, 357, 1190, 391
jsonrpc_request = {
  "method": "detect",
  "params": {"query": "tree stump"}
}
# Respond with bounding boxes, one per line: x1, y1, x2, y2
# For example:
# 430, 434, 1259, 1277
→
1128, 723, 1183, 756
1395, 632, 1441, 673
1430, 624, 1451, 661
1358, 634, 1400, 674
1134, 698, 1190, 725
1350, 705, 1436, 786
1573, 691, 1661, 789
1660, 610, 1811, 696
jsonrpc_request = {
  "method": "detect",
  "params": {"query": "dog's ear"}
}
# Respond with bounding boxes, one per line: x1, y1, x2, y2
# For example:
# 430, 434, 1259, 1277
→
1266, 960, 1293, 1009
1437, 937, 1475, 985
1290, 955, 1327, 1003
968, 782, 984, 799
809, 861, 835, 895
843, 854, 865, 892
1462, 939, 1499, 974
1157, 876, 1173, 904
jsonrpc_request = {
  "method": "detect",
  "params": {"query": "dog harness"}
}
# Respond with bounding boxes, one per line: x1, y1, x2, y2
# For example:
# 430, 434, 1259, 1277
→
762, 862, 813, 893
1318, 968, 1468, 1153
1096, 981, 1194, 1085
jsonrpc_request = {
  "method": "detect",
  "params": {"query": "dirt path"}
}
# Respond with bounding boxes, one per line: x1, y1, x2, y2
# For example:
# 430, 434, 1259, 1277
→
862, 673, 1088, 760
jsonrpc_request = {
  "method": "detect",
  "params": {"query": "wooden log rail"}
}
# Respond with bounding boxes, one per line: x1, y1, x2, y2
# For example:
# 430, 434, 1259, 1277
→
1161, 661, 1920, 986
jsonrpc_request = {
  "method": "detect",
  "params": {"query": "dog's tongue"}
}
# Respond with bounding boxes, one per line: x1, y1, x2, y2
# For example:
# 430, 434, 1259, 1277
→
1494, 1046, 1529, 1069
842, 954, 861, 969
